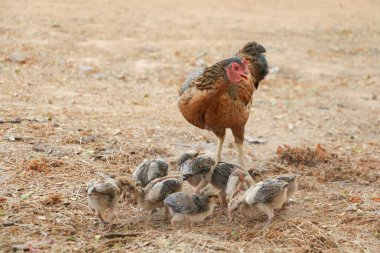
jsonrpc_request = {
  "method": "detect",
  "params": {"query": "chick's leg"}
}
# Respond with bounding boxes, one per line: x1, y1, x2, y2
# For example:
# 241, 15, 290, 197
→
194, 171, 213, 194
218, 190, 227, 206
96, 211, 107, 224
164, 206, 170, 221
171, 214, 183, 229
232, 127, 245, 168
194, 178, 210, 194
105, 209, 117, 232
171, 220, 176, 229
213, 129, 226, 163
262, 208, 274, 229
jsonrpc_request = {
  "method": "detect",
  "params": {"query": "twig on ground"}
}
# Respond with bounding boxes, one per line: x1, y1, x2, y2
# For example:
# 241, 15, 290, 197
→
103, 232, 142, 239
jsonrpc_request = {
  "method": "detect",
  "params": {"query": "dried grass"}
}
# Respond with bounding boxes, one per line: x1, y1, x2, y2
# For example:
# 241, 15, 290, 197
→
1, 128, 378, 252
27, 159, 49, 173
275, 144, 335, 166
273, 144, 379, 184
41, 194, 63, 206
1, 1, 379, 251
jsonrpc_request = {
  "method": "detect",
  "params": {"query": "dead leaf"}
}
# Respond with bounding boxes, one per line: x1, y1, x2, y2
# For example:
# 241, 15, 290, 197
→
349, 196, 363, 203
41, 194, 63, 206
27, 159, 49, 173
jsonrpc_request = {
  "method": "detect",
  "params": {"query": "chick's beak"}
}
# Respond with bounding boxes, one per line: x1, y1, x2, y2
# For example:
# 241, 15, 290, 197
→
227, 211, 234, 223
213, 196, 221, 204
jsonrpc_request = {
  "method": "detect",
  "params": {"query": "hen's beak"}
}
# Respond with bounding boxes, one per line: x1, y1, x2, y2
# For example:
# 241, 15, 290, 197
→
240, 74, 248, 80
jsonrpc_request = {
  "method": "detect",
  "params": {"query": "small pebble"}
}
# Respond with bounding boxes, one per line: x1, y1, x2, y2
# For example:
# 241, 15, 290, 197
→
3, 220, 16, 227
10, 52, 27, 64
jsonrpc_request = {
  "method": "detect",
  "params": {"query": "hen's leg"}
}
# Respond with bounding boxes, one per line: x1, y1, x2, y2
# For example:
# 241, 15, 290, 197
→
232, 127, 245, 167
213, 129, 226, 163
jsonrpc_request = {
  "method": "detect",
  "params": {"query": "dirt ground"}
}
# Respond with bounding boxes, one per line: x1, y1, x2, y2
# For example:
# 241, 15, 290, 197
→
0, 0, 379, 252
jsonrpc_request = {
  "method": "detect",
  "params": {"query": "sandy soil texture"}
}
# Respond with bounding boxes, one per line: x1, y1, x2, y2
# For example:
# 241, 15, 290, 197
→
0, 0, 379, 252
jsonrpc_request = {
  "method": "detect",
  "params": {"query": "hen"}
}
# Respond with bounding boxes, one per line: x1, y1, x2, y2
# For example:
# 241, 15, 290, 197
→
178, 42, 268, 166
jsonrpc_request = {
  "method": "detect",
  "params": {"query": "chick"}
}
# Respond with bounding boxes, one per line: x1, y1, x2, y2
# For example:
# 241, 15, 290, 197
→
210, 162, 254, 205
273, 174, 298, 201
124, 176, 183, 218
87, 176, 133, 228
225, 169, 255, 204
132, 158, 168, 187
228, 179, 288, 228
164, 188, 219, 228
179, 151, 216, 193
227, 192, 258, 220
247, 167, 262, 182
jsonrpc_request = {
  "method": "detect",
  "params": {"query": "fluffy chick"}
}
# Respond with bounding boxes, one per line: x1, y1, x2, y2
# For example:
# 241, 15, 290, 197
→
132, 158, 169, 187
164, 188, 219, 228
228, 179, 288, 228
87, 176, 133, 228
179, 151, 216, 193
210, 162, 254, 205
227, 192, 257, 219
125, 176, 183, 218
225, 169, 255, 204
273, 174, 298, 201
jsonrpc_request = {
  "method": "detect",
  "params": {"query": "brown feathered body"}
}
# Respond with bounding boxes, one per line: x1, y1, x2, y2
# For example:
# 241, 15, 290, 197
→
178, 42, 268, 166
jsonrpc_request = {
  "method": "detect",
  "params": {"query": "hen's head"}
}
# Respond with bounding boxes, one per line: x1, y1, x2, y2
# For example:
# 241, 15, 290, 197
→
225, 58, 249, 84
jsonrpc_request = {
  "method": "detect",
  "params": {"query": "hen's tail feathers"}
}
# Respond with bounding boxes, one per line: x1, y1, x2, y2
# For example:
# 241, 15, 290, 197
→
239, 42, 268, 89
239, 42, 266, 56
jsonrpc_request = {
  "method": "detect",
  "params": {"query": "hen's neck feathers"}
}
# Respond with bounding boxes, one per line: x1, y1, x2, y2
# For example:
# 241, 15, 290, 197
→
195, 60, 230, 94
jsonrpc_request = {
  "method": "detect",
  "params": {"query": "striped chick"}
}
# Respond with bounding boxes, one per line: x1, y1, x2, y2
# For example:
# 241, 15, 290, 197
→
179, 151, 216, 193
164, 188, 219, 228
